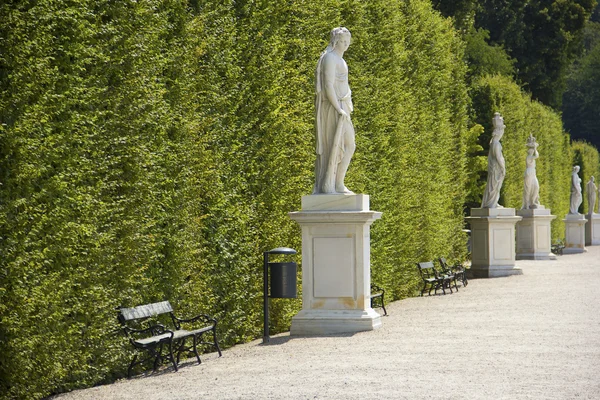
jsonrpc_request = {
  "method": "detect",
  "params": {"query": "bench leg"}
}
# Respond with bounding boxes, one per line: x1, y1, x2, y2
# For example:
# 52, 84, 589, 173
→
381, 295, 387, 316
128, 354, 138, 378
168, 341, 178, 372
212, 328, 222, 357
193, 335, 202, 364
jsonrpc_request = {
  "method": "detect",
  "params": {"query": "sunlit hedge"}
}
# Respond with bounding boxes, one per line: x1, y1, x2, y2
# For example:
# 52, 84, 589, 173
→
0, 1, 474, 398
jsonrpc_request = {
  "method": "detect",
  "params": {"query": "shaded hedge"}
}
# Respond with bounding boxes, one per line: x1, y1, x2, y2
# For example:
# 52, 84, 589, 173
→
0, 1, 472, 398
572, 140, 600, 214
471, 75, 574, 239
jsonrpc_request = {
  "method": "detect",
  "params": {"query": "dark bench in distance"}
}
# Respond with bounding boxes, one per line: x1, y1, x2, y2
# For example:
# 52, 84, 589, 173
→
438, 257, 468, 288
117, 301, 222, 377
370, 284, 387, 316
416, 261, 454, 296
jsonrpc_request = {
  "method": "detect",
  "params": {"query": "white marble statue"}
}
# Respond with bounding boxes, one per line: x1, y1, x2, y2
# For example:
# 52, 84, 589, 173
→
481, 113, 506, 208
521, 135, 541, 209
569, 165, 583, 214
313, 27, 355, 195
587, 176, 597, 214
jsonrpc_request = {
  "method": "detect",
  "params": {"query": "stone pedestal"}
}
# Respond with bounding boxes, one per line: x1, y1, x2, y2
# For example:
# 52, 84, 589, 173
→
466, 208, 522, 278
563, 214, 587, 254
516, 208, 557, 260
289, 194, 382, 335
585, 213, 600, 246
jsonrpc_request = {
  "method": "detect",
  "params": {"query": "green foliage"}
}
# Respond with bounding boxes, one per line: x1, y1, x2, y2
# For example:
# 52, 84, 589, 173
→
475, 0, 597, 109
471, 75, 574, 239
0, 0, 472, 398
572, 141, 600, 214
463, 27, 515, 80
562, 31, 600, 150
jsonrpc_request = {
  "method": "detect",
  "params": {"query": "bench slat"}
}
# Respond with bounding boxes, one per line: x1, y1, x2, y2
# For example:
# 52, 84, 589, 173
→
120, 301, 173, 321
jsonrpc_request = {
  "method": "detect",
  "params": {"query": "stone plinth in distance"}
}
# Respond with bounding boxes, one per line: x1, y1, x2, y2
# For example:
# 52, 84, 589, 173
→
563, 214, 587, 254
289, 194, 382, 335
516, 208, 557, 260
466, 208, 523, 278
585, 213, 600, 246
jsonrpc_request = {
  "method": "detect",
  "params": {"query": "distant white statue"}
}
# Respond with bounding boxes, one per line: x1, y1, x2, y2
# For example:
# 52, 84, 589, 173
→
313, 27, 355, 194
587, 176, 597, 214
481, 113, 506, 208
521, 135, 541, 209
569, 165, 583, 214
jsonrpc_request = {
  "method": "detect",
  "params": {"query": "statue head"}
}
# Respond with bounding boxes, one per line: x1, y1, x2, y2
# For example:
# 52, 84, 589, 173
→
573, 165, 580, 174
328, 27, 351, 52
492, 112, 505, 139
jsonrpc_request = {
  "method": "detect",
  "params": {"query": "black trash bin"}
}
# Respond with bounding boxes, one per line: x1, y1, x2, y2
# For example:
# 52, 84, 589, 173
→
269, 262, 297, 298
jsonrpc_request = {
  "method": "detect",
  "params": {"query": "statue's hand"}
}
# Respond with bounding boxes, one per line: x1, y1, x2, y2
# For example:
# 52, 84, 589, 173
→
338, 109, 350, 120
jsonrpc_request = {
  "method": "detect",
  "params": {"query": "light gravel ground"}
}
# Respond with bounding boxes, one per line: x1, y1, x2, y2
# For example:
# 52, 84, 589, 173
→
55, 246, 600, 400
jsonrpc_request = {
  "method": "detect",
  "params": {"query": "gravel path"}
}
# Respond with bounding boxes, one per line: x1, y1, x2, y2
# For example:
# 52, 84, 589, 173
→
56, 246, 600, 400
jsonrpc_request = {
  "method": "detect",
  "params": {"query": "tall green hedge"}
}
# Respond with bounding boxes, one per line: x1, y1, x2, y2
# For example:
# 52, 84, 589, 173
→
4, 1, 597, 399
0, 1, 473, 398
471, 75, 574, 239
572, 140, 600, 214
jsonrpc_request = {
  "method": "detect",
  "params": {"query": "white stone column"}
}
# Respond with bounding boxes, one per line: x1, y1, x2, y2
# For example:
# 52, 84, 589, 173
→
563, 214, 587, 254
516, 208, 557, 260
289, 194, 382, 335
466, 208, 522, 278
584, 213, 600, 246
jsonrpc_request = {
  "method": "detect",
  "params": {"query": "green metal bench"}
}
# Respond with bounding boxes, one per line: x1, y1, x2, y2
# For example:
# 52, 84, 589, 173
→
117, 301, 222, 377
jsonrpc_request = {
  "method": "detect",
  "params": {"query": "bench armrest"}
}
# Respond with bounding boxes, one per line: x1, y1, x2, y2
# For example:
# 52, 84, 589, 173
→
124, 323, 170, 337
173, 314, 217, 327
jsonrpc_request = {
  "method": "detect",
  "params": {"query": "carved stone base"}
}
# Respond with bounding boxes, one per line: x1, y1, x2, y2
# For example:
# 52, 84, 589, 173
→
585, 213, 600, 246
563, 214, 587, 254
289, 194, 382, 335
516, 208, 557, 260
466, 208, 523, 278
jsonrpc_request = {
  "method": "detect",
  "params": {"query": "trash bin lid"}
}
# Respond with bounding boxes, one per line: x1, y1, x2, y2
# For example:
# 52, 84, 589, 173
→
265, 247, 297, 255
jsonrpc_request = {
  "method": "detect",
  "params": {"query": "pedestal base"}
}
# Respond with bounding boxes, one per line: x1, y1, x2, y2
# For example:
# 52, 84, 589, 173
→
289, 194, 382, 335
585, 213, 600, 246
564, 214, 587, 254
291, 309, 382, 336
516, 208, 557, 260
466, 208, 522, 278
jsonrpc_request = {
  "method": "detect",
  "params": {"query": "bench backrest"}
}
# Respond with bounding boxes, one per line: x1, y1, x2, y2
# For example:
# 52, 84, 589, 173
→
118, 301, 173, 323
416, 261, 437, 279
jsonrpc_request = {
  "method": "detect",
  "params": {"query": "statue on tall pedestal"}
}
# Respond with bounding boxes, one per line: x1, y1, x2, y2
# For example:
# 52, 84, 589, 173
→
569, 166, 583, 214
587, 176, 597, 214
313, 27, 355, 195
522, 135, 541, 210
481, 113, 506, 208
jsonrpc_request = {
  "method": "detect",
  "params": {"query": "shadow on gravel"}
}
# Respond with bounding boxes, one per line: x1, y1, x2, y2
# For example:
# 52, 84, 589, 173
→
259, 331, 358, 347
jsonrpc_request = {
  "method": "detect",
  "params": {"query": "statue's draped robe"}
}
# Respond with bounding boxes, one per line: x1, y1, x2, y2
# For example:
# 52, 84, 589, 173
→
481, 139, 505, 208
313, 50, 353, 194
586, 180, 597, 214
522, 153, 540, 209
570, 172, 582, 214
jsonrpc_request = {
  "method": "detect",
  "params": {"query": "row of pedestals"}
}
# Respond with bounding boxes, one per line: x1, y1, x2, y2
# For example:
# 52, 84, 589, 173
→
467, 207, 600, 278
286, 194, 600, 336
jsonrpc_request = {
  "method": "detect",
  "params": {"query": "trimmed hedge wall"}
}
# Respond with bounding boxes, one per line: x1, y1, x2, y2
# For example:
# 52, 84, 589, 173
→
0, 1, 598, 399
471, 75, 574, 240
0, 1, 471, 398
